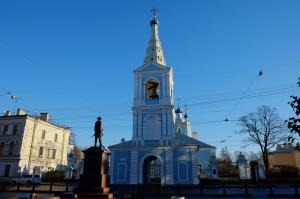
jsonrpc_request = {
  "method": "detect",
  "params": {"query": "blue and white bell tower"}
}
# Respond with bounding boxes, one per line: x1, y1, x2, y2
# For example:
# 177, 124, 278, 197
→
132, 11, 175, 146
109, 11, 218, 185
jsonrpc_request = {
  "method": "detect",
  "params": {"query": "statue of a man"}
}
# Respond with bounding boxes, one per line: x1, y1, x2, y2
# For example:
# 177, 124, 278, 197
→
94, 117, 103, 147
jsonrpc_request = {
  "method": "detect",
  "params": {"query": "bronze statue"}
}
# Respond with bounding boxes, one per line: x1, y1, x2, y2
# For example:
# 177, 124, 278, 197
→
94, 117, 103, 147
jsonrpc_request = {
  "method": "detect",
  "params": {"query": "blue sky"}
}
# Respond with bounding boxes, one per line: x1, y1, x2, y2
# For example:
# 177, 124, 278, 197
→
0, 0, 299, 156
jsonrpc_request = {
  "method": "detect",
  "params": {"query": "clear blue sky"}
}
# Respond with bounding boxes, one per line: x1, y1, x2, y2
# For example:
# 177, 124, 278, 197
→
0, 0, 299, 156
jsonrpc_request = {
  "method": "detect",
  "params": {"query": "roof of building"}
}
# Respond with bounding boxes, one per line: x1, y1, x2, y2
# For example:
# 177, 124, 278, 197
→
269, 144, 295, 154
0, 114, 70, 130
109, 133, 215, 149
171, 133, 215, 148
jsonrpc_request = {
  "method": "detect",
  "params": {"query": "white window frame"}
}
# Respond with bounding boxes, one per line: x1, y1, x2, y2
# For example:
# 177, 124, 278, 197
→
117, 163, 127, 182
178, 162, 188, 182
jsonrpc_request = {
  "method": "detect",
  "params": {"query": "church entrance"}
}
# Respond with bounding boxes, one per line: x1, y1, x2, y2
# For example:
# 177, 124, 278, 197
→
143, 156, 161, 184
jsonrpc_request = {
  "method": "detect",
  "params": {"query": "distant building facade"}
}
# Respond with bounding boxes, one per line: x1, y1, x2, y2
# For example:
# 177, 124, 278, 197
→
109, 13, 217, 185
268, 143, 300, 169
0, 109, 71, 177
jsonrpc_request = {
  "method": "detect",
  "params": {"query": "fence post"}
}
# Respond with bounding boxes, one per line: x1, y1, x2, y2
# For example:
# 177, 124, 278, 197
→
65, 182, 69, 192
269, 183, 273, 196
295, 183, 298, 195
200, 183, 203, 195
138, 183, 141, 194
32, 184, 35, 192
177, 184, 181, 195
245, 183, 248, 195
222, 183, 226, 195
49, 181, 53, 192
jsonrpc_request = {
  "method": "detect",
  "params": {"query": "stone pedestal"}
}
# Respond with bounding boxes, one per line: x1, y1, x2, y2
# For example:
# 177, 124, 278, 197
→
74, 147, 112, 199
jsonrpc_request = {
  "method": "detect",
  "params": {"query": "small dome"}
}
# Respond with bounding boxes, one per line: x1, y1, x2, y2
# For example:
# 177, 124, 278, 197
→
150, 17, 158, 26
175, 107, 182, 114
184, 113, 188, 119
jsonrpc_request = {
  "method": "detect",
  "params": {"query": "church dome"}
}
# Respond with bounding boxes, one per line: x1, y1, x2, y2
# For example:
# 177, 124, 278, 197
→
150, 17, 158, 26
175, 107, 182, 114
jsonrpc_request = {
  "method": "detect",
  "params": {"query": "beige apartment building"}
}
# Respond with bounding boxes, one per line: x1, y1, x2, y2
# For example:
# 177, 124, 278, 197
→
0, 109, 71, 177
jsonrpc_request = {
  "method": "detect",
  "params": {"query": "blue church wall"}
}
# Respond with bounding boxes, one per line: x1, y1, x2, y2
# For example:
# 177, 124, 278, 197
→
113, 150, 131, 184
141, 112, 163, 142
173, 149, 193, 184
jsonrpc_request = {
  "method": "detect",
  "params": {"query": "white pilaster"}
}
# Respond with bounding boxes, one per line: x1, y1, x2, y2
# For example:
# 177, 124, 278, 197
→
130, 151, 138, 184
165, 150, 174, 184
191, 150, 198, 184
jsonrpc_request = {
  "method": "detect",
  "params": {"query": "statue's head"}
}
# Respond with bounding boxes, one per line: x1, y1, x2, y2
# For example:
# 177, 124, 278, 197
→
97, 117, 102, 120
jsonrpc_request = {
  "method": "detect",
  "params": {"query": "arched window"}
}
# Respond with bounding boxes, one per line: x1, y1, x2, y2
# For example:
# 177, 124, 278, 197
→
8, 141, 14, 155
0, 142, 4, 156
145, 79, 159, 99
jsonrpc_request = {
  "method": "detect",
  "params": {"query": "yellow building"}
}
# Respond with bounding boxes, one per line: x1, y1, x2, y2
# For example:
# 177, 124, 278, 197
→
0, 109, 71, 177
268, 143, 300, 169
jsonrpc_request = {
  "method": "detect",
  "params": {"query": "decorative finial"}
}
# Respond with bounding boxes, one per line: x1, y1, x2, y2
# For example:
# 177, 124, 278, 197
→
184, 104, 189, 119
151, 8, 158, 17
176, 98, 181, 106
175, 98, 182, 114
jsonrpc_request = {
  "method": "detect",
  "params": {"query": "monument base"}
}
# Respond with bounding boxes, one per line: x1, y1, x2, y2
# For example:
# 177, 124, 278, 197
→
73, 147, 112, 199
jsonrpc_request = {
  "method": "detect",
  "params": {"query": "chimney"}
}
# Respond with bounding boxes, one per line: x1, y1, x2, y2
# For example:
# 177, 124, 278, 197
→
40, 113, 50, 122
192, 132, 198, 140
17, 108, 26, 115
4, 111, 11, 116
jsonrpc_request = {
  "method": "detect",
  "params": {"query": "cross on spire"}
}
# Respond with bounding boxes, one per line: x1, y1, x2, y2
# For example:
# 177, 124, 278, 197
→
176, 98, 181, 106
151, 8, 158, 17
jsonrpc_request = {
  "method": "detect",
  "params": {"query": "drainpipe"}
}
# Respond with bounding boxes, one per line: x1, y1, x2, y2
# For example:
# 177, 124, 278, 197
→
60, 129, 67, 165
28, 116, 39, 173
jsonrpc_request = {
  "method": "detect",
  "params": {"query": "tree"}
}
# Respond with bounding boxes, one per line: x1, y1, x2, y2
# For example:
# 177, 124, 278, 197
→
218, 147, 237, 178
219, 147, 232, 164
238, 106, 288, 176
287, 78, 300, 148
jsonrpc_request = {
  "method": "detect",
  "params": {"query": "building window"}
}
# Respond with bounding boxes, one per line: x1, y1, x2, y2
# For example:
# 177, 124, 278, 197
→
117, 163, 127, 182
8, 142, 14, 155
146, 79, 159, 99
0, 142, 4, 156
39, 147, 43, 157
3, 126, 8, 135
4, 165, 10, 177
41, 130, 46, 139
13, 125, 18, 135
52, 149, 56, 159
178, 162, 188, 181
212, 169, 217, 175
54, 134, 58, 142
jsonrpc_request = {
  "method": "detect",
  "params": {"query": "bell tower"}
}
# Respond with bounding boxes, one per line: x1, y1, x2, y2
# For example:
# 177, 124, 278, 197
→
132, 10, 175, 146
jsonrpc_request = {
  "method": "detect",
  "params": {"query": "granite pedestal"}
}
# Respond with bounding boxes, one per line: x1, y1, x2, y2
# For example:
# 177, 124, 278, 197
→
74, 147, 112, 199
